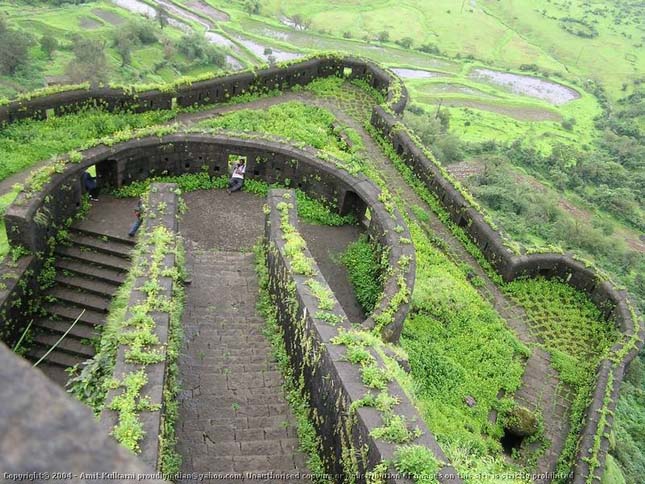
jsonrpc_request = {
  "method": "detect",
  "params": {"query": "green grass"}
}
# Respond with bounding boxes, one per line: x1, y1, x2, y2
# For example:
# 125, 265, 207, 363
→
240, 0, 642, 100
0, 107, 176, 181
610, 354, 645, 484
340, 234, 384, 315
404, 67, 601, 153
504, 278, 619, 364
400, 221, 530, 481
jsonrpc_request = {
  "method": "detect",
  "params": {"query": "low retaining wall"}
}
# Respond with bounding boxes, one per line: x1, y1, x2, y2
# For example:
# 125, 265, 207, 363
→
5, 133, 415, 343
0, 255, 41, 346
0, 54, 406, 125
99, 183, 181, 469
265, 189, 460, 483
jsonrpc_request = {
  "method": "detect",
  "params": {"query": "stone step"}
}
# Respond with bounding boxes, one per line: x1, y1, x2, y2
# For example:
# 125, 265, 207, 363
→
32, 332, 95, 358
32, 362, 71, 387
44, 303, 105, 326
54, 274, 118, 298
55, 246, 129, 272
47, 287, 110, 313
70, 226, 136, 247
68, 232, 133, 259
26, 345, 86, 368
37, 318, 99, 340
56, 259, 126, 286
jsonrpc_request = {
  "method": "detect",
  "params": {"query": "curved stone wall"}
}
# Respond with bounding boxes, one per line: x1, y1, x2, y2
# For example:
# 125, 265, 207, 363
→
4, 133, 415, 344
0, 53, 640, 482
266, 189, 461, 483
0, 55, 406, 125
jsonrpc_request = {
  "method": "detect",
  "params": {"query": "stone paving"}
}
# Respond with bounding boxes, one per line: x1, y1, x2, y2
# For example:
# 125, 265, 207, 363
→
176, 192, 310, 482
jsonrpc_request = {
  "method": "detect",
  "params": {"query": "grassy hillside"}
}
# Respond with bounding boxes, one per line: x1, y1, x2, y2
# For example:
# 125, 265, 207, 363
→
253, 0, 643, 100
0, 0, 236, 99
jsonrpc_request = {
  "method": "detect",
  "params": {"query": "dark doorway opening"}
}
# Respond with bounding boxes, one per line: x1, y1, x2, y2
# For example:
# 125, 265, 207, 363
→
501, 429, 524, 456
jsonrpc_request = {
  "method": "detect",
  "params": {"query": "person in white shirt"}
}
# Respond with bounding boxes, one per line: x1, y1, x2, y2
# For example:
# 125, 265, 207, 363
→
227, 159, 246, 194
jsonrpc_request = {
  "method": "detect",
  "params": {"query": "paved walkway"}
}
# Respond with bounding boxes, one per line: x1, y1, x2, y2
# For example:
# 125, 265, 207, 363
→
175, 193, 309, 482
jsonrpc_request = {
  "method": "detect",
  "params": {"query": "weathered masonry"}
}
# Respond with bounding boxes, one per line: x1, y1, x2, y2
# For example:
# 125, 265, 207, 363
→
265, 189, 460, 483
0, 53, 641, 482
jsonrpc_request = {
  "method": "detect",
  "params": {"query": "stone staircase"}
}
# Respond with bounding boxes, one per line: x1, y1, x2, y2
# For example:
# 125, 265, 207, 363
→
25, 226, 134, 386
177, 248, 309, 480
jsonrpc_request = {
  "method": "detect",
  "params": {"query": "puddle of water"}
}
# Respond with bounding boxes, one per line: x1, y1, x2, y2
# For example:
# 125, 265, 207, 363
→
206, 32, 234, 49
111, 0, 155, 17
391, 68, 443, 79
111, 0, 187, 30
261, 28, 289, 40
470, 68, 579, 105
186, 0, 229, 22
421, 83, 495, 98
233, 34, 302, 62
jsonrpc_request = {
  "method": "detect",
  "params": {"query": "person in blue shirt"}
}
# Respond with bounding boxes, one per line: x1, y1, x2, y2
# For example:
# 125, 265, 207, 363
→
82, 171, 99, 201
128, 200, 143, 237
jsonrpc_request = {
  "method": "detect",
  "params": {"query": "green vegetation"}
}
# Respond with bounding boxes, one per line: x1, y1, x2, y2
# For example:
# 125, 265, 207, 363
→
105, 222, 183, 453
0, 19, 639, 476
196, 100, 365, 164
0, 107, 175, 180
400, 221, 530, 478
504, 277, 620, 475
0, 0, 234, 99
340, 235, 384, 315
611, 354, 645, 484
392, 445, 440, 484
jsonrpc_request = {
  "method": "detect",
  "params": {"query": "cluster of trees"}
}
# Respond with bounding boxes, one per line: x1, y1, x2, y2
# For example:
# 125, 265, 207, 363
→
0, 16, 33, 75
403, 104, 464, 163
0, 10, 227, 87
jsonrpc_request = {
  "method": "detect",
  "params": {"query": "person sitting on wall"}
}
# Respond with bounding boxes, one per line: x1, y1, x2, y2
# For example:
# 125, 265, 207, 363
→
227, 159, 246, 194
128, 200, 143, 237
82, 171, 99, 202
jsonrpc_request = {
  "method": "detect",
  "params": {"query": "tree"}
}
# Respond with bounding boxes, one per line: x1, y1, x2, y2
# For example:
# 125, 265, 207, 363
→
0, 18, 33, 74
40, 34, 58, 59
66, 35, 108, 84
244, 0, 260, 15
377, 30, 389, 42
396, 37, 413, 49
176, 33, 226, 68
156, 5, 168, 29
290, 13, 311, 30
114, 30, 133, 66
